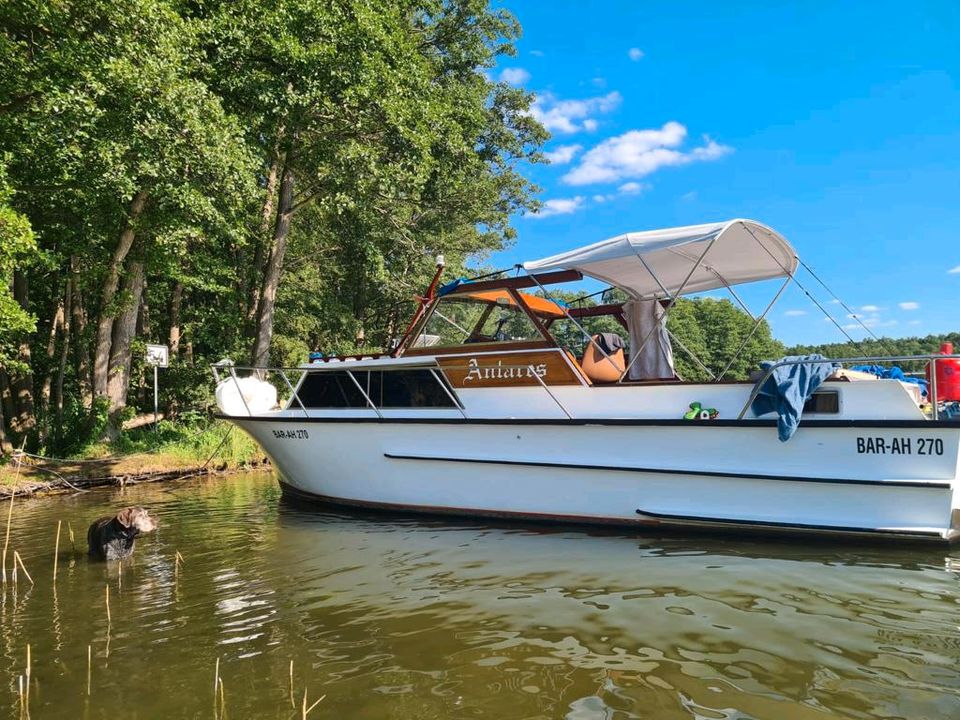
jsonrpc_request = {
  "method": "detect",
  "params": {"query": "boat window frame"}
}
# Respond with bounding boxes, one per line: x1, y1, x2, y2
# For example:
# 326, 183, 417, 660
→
401, 291, 559, 356
293, 367, 462, 410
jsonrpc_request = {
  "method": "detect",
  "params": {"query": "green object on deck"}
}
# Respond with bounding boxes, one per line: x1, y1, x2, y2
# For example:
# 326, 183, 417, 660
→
683, 402, 719, 421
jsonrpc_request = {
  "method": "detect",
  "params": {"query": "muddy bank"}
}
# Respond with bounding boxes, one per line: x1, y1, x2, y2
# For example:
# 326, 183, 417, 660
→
0, 452, 271, 497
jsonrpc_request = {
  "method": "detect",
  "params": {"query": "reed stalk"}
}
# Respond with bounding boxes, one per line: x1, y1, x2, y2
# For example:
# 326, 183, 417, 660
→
87, 644, 91, 696
289, 660, 295, 708
213, 656, 220, 719
301, 688, 325, 719
13, 551, 33, 586
53, 520, 61, 584
18, 674, 23, 720
105, 584, 111, 625
3, 440, 26, 585
218, 677, 226, 719
25, 643, 30, 715
68, 522, 75, 552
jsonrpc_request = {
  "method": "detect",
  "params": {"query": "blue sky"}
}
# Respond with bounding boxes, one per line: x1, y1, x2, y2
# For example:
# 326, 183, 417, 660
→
488, 1, 960, 345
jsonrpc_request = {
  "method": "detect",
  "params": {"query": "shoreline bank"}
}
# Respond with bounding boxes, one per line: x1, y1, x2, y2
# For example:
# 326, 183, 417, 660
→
0, 452, 271, 498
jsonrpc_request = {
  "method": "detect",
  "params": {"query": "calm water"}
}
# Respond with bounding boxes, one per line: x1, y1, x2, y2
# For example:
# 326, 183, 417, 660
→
0, 471, 958, 719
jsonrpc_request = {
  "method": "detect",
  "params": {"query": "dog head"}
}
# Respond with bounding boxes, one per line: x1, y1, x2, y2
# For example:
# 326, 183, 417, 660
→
115, 506, 158, 535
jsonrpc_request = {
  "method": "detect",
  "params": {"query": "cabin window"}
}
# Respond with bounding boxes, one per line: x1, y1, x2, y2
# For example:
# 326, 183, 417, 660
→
803, 391, 839, 414
412, 293, 552, 349
296, 371, 368, 408
296, 369, 457, 409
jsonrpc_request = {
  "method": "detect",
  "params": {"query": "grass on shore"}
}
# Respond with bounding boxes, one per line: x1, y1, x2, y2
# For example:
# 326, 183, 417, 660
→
0, 418, 265, 489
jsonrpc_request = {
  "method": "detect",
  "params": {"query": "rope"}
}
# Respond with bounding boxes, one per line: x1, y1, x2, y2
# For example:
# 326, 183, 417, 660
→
199, 425, 235, 472
799, 259, 898, 354
790, 272, 866, 354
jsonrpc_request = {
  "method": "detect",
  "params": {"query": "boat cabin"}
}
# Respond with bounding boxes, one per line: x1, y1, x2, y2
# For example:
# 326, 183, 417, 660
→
390, 218, 797, 389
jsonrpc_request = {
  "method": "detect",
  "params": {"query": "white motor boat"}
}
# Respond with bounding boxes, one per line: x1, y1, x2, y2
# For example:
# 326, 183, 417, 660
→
215, 219, 960, 542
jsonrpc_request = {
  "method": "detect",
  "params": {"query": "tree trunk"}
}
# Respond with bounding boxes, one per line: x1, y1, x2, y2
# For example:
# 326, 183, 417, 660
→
53, 277, 72, 449
9, 271, 35, 443
92, 189, 147, 398
251, 161, 295, 367
245, 156, 280, 334
70, 255, 91, 404
106, 259, 145, 424
0, 394, 10, 456
39, 296, 64, 416
169, 280, 183, 356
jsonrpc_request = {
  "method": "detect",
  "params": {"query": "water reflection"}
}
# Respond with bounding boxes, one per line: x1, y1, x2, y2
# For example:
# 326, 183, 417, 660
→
0, 472, 957, 719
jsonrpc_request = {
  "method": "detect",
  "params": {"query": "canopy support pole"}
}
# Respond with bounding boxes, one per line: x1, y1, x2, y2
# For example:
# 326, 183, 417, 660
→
666, 328, 715, 380
619, 236, 719, 382
715, 275, 792, 381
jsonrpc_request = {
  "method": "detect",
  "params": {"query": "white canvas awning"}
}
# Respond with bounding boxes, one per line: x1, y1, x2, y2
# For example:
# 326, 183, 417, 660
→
522, 219, 798, 299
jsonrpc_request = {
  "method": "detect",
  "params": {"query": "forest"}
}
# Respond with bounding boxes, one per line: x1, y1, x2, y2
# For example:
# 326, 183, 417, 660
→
0, 1, 954, 458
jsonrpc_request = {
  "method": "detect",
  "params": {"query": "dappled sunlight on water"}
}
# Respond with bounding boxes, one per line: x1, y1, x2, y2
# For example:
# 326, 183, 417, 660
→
0, 471, 958, 718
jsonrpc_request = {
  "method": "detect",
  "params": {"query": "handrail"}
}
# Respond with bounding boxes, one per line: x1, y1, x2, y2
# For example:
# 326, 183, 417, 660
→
213, 352, 958, 424
736, 353, 959, 420
211, 360, 576, 420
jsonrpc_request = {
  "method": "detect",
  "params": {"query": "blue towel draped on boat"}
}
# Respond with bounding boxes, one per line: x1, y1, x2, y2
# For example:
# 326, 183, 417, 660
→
850, 364, 928, 397
751, 354, 841, 442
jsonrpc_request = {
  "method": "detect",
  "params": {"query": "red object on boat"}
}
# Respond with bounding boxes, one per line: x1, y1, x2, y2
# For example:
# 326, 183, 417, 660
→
927, 342, 960, 402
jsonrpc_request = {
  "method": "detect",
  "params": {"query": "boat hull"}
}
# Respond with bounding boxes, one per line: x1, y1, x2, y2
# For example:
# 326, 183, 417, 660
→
229, 417, 960, 543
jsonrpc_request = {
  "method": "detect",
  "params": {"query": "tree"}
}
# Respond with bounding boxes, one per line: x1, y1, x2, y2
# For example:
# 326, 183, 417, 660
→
0, 161, 38, 451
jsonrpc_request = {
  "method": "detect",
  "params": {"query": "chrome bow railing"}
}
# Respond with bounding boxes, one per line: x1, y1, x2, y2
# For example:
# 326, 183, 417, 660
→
211, 360, 576, 419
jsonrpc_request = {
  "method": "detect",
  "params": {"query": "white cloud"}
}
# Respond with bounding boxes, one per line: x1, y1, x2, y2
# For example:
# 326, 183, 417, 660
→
828, 299, 842, 305
528, 91, 622, 135
529, 50, 544, 57
562, 122, 733, 186
898, 301, 920, 310
591, 77, 606, 88
860, 304, 881, 312
543, 144, 582, 165
680, 190, 698, 202
628, 47, 644, 61
499, 67, 530, 85
529, 196, 585, 219
949, 265, 960, 274
909, 319, 922, 326
784, 310, 807, 317
592, 183, 650, 203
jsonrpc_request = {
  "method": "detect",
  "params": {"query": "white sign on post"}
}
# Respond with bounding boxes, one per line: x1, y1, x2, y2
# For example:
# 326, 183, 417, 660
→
145, 344, 169, 431
145, 344, 169, 368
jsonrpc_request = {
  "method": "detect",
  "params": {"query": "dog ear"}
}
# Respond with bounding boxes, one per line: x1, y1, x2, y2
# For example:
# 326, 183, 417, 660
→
115, 507, 136, 528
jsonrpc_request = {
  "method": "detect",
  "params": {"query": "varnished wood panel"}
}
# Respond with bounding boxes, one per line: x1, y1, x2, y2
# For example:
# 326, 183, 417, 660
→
437, 349, 584, 388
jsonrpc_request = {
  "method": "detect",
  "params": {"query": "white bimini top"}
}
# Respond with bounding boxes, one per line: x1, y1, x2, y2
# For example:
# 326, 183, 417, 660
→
522, 219, 798, 299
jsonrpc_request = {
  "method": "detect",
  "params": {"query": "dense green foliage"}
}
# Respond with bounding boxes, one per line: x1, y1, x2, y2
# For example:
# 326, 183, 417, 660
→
2, 1, 954, 458
0, 0, 544, 453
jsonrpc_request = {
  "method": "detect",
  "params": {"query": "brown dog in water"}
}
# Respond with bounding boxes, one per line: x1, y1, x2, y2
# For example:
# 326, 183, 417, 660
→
87, 507, 158, 560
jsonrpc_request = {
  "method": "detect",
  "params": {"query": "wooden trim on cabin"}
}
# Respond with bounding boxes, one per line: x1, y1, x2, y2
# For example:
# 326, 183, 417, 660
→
437, 348, 584, 387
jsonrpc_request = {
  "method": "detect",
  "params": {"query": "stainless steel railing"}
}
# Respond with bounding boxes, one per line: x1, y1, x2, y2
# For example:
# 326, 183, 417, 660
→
214, 353, 959, 423
211, 360, 575, 419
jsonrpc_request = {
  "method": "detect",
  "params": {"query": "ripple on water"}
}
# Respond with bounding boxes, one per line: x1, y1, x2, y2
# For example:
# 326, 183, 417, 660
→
0, 471, 957, 719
